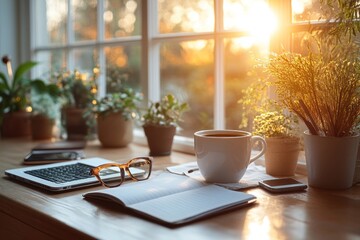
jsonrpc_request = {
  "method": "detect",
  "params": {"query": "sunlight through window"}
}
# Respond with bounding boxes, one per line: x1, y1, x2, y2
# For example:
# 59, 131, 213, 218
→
224, 0, 278, 39
158, 0, 214, 33
292, 0, 313, 15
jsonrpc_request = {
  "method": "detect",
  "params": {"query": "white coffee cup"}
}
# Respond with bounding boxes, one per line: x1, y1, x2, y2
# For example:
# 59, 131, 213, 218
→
194, 130, 266, 183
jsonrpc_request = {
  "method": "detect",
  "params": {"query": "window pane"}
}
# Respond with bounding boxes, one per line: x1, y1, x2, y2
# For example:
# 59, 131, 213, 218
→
224, 0, 276, 37
35, 0, 67, 46
36, 50, 67, 78
72, 0, 97, 41
105, 45, 141, 93
47, 0, 68, 44
292, 0, 335, 23
158, 0, 214, 34
224, 37, 269, 130
160, 40, 214, 137
104, 0, 142, 38
73, 48, 98, 73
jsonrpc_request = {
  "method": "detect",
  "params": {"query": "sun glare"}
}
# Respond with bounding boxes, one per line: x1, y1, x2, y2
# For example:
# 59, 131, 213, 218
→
292, 0, 312, 15
225, 0, 278, 39
245, 2, 278, 38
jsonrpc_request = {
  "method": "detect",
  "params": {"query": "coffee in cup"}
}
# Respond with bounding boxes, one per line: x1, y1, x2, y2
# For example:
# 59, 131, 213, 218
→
194, 130, 266, 183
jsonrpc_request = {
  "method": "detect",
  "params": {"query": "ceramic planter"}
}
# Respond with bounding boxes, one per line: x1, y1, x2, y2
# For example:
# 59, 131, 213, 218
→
264, 137, 300, 176
62, 107, 88, 140
97, 112, 133, 148
304, 131, 360, 190
143, 124, 176, 156
1, 111, 32, 138
31, 114, 55, 140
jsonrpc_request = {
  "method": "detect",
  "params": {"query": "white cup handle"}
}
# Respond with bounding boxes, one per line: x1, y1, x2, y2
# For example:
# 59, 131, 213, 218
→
249, 136, 267, 164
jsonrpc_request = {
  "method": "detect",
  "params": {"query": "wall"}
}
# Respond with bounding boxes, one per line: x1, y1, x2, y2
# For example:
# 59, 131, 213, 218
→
0, 0, 31, 75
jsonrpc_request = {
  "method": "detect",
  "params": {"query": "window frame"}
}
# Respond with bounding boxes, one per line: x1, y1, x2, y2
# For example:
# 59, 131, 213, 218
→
29, 0, 295, 152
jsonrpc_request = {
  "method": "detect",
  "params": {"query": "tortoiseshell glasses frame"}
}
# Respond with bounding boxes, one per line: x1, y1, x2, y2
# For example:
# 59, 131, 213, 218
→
90, 156, 152, 188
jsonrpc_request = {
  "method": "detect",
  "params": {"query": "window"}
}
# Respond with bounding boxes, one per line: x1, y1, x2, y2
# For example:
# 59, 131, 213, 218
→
31, 0, 287, 146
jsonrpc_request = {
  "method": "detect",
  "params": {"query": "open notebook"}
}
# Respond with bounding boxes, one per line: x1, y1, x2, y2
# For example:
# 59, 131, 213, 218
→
83, 172, 256, 226
5, 158, 144, 192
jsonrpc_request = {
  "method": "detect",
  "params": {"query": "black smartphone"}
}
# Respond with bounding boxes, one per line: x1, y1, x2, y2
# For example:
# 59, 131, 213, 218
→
23, 151, 85, 165
259, 178, 307, 193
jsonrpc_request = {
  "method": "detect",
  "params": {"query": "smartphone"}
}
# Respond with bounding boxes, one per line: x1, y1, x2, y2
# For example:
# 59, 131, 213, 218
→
23, 151, 85, 165
259, 178, 307, 193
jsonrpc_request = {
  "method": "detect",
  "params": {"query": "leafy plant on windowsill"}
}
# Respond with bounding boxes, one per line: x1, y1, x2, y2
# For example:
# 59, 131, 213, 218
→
142, 94, 189, 127
0, 56, 37, 120
53, 69, 98, 109
30, 79, 61, 120
141, 94, 189, 156
87, 87, 143, 119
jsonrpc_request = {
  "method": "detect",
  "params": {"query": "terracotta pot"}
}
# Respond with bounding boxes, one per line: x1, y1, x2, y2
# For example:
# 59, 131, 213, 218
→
304, 131, 360, 190
97, 112, 133, 148
265, 137, 300, 176
143, 124, 176, 156
31, 114, 55, 140
1, 111, 32, 138
62, 107, 88, 140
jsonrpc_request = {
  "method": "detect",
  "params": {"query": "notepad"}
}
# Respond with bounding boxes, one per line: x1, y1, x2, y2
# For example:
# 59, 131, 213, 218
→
83, 172, 256, 226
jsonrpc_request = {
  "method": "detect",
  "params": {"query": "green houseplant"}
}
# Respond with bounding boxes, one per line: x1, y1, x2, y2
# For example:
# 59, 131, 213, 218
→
30, 79, 61, 140
55, 69, 97, 140
142, 94, 188, 156
0, 55, 37, 138
87, 88, 142, 147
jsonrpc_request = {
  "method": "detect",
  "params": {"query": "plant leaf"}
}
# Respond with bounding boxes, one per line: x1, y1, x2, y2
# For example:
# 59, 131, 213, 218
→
0, 72, 10, 90
13, 61, 37, 88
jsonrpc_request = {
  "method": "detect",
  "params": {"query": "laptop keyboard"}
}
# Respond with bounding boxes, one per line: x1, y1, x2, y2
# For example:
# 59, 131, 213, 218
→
25, 163, 94, 184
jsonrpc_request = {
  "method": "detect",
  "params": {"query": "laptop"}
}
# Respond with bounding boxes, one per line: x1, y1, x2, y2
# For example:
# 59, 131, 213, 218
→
5, 158, 144, 192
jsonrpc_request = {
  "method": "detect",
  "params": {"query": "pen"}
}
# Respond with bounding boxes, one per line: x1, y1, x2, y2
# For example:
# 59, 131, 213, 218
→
187, 168, 199, 173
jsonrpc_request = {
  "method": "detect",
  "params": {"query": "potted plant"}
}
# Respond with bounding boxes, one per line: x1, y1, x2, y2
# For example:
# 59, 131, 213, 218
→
55, 69, 97, 140
253, 110, 300, 176
266, 41, 360, 189
142, 94, 188, 156
30, 79, 61, 140
238, 80, 300, 176
86, 88, 142, 148
0, 55, 37, 138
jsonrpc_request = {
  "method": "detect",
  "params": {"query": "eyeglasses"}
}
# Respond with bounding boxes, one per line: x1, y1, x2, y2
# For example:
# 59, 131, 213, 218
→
90, 157, 152, 188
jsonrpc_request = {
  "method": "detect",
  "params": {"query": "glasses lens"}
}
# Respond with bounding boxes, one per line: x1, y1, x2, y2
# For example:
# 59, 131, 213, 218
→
128, 158, 151, 181
98, 166, 123, 187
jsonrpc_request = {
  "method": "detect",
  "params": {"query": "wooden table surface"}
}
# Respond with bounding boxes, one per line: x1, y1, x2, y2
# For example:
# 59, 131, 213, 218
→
0, 138, 359, 240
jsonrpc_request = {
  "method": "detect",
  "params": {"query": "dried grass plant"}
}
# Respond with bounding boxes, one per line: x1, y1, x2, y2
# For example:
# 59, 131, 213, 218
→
265, 0, 360, 137
267, 42, 360, 137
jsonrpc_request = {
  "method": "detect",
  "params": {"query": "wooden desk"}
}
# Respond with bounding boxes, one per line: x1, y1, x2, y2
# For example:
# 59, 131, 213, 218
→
0, 139, 359, 240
